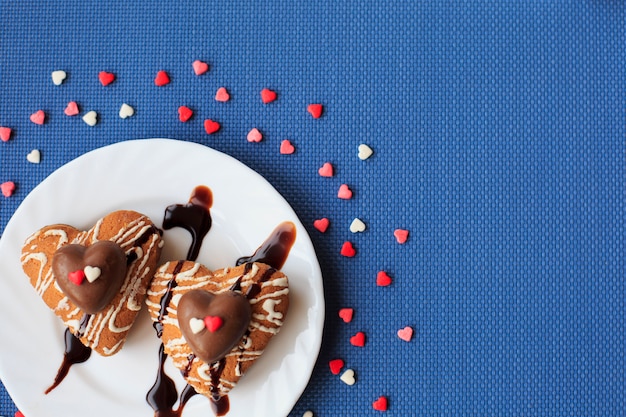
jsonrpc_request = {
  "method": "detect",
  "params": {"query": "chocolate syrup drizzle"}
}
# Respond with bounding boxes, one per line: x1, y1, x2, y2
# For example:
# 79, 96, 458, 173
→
148, 186, 296, 417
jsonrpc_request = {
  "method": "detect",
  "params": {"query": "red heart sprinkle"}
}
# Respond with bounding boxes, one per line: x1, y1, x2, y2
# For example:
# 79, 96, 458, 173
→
29, 110, 46, 125
215, 87, 230, 102
376, 271, 392, 287
329, 358, 344, 375
68, 270, 86, 286
372, 396, 388, 411
178, 106, 194, 122
98, 71, 116, 86
337, 184, 353, 200
192, 60, 209, 75
350, 331, 366, 347
154, 70, 170, 86
64, 101, 80, 116
0, 127, 12, 142
313, 218, 329, 233
261, 88, 277, 103
204, 316, 223, 332
340, 241, 356, 257
397, 326, 414, 342
280, 140, 295, 155
307, 103, 323, 119
204, 119, 221, 134
318, 162, 333, 177
394, 229, 409, 244
338, 308, 354, 323
1, 181, 15, 197
15, 411, 25, 417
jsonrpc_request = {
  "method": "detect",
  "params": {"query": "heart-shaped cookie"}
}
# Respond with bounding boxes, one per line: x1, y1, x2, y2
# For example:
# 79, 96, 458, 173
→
146, 261, 289, 403
21, 210, 163, 356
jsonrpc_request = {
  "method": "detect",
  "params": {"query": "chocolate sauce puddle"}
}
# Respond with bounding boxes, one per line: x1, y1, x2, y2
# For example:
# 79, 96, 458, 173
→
149, 186, 297, 417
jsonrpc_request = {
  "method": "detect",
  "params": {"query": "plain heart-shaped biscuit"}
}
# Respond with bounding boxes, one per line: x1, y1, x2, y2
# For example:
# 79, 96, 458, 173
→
21, 210, 163, 356
146, 260, 289, 403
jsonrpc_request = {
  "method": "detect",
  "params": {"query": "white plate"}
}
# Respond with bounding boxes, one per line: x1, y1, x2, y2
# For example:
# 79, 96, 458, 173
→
0, 139, 324, 417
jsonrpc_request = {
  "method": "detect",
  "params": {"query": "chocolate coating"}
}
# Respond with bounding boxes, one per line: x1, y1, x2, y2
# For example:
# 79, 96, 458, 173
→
177, 290, 251, 364
52, 241, 127, 314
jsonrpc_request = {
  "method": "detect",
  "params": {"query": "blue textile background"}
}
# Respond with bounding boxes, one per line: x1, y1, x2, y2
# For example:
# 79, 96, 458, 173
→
1, 1, 624, 416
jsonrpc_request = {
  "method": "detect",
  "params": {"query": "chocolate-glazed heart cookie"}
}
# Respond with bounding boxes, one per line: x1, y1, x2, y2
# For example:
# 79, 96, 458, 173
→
146, 261, 289, 409
21, 210, 163, 356
52, 241, 127, 314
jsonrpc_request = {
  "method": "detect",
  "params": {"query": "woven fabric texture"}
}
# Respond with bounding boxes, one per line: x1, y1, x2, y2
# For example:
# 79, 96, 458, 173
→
1, 2, 624, 416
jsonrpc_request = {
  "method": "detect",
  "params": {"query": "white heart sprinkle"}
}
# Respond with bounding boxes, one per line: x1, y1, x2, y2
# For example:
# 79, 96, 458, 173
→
340, 369, 356, 385
349, 218, 366, 233
119, 103, 135, 119
83, 266, 102, 283
82, 110, 98, 126
26, 149, 41, 164
51, 70, 67, 86
358, 143, 373, 160
302, 412, 314, 417
189, 318, 206, 334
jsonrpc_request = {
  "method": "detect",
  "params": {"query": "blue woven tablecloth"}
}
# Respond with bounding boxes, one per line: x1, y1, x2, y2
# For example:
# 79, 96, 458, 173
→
1, 2, 624, 416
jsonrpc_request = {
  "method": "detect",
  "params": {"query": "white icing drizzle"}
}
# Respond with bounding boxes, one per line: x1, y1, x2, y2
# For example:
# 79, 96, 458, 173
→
260, 298, 283, 325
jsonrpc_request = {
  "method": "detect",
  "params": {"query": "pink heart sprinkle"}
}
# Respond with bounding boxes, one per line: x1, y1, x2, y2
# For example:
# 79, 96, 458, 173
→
340, 241, 356, 257
154, 70, 170, 86
64, 101, 80, 116
1, 181, 15, 197
215, 87, 230, 102
178, 106, 194, 122
337, 184, 353, 200
318, 162, 333, 177
192, 60, 209, 75
247, 128, 263, 143
307, 103, 323, 119
338, 308, 354, 323
329, 359, 344, 375
376, 271, 392, 287
261, 88, 277, 103
313, 218, 329, 233
204, 119, 221, 135
0, 127, 12, 142
394, 229, 409, 244
280, 140, 295, 155
397, 326, 413, 342
29, 110, 46, 125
